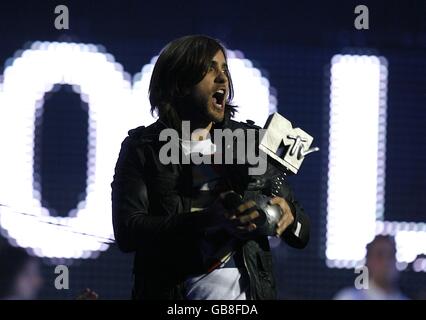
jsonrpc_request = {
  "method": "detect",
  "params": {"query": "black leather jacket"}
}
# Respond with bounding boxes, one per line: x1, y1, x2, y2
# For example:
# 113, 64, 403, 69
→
111, 112, 310, 300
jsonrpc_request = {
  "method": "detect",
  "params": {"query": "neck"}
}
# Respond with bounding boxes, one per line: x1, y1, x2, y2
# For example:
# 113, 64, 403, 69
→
189, 121, 213, 141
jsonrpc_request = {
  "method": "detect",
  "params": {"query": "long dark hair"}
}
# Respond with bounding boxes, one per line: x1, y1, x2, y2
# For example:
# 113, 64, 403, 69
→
149, 35, 236, 131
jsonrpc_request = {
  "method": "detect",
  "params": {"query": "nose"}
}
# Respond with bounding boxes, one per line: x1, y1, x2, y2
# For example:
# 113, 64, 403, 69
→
215, 70, 228, 84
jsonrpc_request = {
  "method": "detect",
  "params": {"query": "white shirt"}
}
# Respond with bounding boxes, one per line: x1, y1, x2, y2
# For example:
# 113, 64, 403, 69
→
334, 281, 408, 300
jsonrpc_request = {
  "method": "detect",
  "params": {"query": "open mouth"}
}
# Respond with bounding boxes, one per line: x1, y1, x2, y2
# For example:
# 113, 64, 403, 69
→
212, 89, 226, 110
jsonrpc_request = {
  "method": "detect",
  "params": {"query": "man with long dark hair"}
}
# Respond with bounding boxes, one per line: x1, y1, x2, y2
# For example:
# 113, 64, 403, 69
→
111, 35, 310, 300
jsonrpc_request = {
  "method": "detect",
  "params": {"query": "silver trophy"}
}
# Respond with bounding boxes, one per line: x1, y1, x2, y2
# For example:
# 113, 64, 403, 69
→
247, 113, 319, 236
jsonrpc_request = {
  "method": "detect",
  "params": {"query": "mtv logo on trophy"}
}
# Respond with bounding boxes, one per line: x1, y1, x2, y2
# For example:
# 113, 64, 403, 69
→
259, 113, 319, 174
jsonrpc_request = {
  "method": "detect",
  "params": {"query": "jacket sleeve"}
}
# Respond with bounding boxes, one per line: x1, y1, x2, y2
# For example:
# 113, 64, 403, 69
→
273, 173, 310, 249
111, 136, 227, 253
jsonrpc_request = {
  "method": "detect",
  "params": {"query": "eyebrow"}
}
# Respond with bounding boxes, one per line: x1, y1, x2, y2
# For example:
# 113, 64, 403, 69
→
211, 60, 228, 69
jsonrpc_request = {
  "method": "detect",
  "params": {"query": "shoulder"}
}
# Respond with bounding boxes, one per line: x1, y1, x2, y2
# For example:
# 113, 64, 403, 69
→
333, 287, 366, 300
225, 118, 262, 131
121, 120, 167, 150
127, 121, 164, 142
116, 121, 167, 165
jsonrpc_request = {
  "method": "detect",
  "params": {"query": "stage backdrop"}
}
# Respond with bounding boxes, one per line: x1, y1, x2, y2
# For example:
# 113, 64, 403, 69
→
0, 0, 425, 299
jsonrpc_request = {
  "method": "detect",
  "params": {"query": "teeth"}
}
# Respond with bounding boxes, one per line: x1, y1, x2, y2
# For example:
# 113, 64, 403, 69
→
212, 89, 226, 109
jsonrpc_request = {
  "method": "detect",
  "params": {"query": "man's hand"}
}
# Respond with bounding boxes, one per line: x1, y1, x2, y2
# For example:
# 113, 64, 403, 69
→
229, 200, 260, 234
269, 196, 295, 237
207, 192, 260, 237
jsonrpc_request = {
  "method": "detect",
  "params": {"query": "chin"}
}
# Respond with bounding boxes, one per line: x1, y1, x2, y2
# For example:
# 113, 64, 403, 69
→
206, 107, 224, 123
209, 113, 224, 123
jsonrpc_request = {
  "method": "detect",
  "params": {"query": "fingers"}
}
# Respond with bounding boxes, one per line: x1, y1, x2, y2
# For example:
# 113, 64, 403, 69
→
276, 213, 294, 236
218, 195, 296, 237
208, 193, 258, 235
269, 196, 284, 206
223, 200, 259, 233
236, 222, 257, 232
269, 196, 295, 236
237, 209, 259, 224
236, 200, 256, 214
232, 200, 259, 224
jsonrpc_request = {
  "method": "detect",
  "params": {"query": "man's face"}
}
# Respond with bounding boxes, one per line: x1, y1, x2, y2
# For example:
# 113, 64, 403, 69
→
366, 238, 398, 286
189, 50, 229, 124
13, 259, 43, 299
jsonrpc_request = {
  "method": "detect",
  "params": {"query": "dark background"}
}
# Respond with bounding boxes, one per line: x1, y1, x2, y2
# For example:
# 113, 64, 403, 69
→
0, 0, 425, 299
